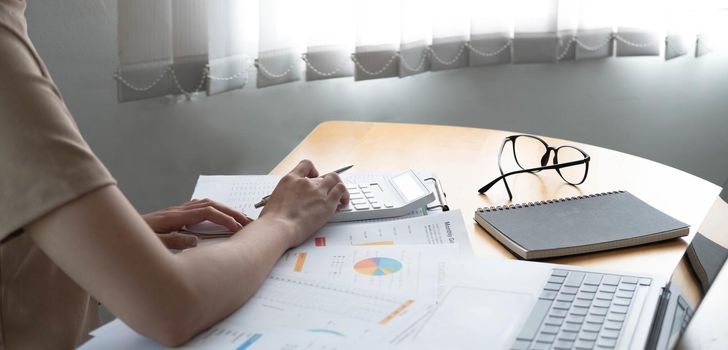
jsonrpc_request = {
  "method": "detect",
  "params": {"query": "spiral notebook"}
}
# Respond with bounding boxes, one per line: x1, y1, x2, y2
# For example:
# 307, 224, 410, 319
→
474, 191, 689, 260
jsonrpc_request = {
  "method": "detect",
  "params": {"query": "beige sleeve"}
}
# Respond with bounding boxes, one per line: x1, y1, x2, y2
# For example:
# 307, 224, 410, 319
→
0, 15, 116, 239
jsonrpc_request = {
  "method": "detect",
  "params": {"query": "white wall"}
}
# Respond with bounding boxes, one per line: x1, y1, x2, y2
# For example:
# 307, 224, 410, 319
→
26, 1, 728, 213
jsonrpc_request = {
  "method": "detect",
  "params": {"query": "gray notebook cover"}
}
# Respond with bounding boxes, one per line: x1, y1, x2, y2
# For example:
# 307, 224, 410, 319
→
474, 191, 689, 259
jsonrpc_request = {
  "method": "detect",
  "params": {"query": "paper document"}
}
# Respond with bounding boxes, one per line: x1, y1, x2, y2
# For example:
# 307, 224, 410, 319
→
184, 321, 364, 350
82, 172, 471, 349
190, 175, 279, 220
220, 272, 436, 345
83, 272, 438, 349
274, 245, 461, 300
299, 210, 470, 254
82, 318, 363, 350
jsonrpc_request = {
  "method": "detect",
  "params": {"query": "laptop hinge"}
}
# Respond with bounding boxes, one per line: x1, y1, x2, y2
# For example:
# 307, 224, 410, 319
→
645, 283, 672, 350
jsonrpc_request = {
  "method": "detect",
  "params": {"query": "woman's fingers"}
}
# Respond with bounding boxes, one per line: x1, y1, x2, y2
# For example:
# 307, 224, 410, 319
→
186, 207, 243, 232
328, 182, 349, 206
145, 199, 251, 237
183, 199, 252, 226
157, 233, 198, 250
319, 172, 342, 191
290, 159, 319, 178
182, 198, 208, 207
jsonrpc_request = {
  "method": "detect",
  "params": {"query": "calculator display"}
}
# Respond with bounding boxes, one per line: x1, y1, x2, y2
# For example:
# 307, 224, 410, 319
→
391, 172, 426, 202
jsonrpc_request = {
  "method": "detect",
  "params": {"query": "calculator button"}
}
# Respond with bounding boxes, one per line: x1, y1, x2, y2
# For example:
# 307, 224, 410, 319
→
383, 202, 394, 208
365, 194, 375, 199
345, 184, 357, 190
354, 204, 370, 210
370, 202, 382, 209
337, 205, 353, 212
351, 199, 368, 205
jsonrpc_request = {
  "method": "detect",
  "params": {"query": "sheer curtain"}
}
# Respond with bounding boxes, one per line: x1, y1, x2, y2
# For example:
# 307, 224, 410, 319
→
116, 0, 727, 102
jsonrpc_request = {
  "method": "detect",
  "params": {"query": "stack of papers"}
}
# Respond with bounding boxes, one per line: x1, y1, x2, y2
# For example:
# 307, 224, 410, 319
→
80, 174, 473, 350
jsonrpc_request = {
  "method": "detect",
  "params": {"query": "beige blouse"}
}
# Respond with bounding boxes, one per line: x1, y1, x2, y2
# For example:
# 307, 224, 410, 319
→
0, 1, 116, 349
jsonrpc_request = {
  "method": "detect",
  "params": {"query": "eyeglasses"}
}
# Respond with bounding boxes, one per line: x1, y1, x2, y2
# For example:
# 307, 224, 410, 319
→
478, 134, 591, 200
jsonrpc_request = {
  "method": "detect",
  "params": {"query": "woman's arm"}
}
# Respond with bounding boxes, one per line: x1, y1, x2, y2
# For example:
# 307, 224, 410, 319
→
27, 160, 348, 346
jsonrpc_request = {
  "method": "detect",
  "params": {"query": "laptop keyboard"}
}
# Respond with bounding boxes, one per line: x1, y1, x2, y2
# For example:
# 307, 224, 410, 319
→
512, 269, 652, 350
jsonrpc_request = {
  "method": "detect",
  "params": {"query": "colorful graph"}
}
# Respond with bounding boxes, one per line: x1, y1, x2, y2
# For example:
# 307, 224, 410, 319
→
353, 257, 403, 276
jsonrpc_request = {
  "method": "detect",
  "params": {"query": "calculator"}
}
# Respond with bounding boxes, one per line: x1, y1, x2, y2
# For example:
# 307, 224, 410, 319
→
330, 170, 435, 222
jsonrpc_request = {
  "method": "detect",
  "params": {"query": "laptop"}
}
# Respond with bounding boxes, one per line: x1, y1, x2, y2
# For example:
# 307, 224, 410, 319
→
407, 198, 727, 350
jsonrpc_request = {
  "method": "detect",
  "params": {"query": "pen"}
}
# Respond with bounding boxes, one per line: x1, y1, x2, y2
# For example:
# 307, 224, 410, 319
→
253, 165, 354, 208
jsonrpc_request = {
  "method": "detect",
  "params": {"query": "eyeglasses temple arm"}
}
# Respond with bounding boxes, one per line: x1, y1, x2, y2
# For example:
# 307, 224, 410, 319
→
478, 167, 540, 194
478, 177, 503, 194
478, 157, 589, 194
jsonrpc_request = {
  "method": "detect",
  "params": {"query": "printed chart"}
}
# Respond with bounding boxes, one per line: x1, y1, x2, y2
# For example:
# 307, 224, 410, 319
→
220, 273, 431, 345
354, 257, 403, 276
274, 245, 460, 300
82, 318, 360, 350
300, 210, 469, 255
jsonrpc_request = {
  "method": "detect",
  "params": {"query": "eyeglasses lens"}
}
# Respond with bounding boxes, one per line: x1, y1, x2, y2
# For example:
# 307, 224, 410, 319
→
555, 146, 588, 184
513, 136, 548, 170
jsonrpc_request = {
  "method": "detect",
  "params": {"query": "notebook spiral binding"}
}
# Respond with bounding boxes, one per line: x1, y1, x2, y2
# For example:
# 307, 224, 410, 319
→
476, 190, 626, 213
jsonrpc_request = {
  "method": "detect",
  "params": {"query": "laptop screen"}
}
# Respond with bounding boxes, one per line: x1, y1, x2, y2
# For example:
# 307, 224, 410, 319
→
663, 196, 728, 348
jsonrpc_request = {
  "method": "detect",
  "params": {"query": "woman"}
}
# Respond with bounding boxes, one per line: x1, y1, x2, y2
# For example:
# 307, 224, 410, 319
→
0, 1, 349, 349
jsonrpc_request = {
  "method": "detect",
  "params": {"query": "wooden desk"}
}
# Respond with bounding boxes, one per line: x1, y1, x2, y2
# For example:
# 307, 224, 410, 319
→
272, 121, 719, 273
271, 121, 723, 346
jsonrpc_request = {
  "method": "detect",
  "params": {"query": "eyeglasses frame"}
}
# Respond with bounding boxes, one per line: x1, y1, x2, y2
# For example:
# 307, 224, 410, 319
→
478, 134, 591, 199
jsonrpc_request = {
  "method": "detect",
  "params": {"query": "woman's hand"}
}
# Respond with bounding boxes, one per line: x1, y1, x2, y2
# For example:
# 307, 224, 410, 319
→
142, 199, 253, 249
259, 160, 350, 247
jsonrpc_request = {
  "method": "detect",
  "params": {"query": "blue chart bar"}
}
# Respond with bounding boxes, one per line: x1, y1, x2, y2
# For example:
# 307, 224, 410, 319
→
237, 333, 262, 350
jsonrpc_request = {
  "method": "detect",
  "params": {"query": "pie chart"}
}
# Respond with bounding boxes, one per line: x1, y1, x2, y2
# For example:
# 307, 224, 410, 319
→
353, 257, 403, 276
